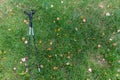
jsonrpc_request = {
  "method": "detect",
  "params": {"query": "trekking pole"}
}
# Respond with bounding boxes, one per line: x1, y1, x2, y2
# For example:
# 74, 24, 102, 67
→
24, 10, 40, 72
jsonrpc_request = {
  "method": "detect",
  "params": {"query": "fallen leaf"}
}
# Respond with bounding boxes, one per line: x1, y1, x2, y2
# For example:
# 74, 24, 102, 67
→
88, 67, 92, 72
56, 17, 60, 21
47, 48, 52, 51
24, 19, 29, 24
113, 43, 117, 47
97, 44, 101, 48
58, 28, 61, 31
40, 65, 44, 68
24, 40, 28, 44
39, 40, 42, 44
67, 55, 71, 59
53, 66, 58, 70
106, 12, 110, 16
48, 55, 52, 58
13, 67, 16, 71
98, 3, 104, 8
50, 41, 53, 45
83, 18, 86, 22
66, 62, 70, 66
22, 37, 26, 42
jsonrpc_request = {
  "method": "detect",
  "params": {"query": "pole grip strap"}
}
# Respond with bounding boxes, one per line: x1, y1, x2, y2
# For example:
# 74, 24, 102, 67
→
28, 27, 34, 36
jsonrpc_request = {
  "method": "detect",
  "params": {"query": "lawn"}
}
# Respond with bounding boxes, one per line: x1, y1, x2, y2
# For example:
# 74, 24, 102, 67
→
0, 0, 120, 80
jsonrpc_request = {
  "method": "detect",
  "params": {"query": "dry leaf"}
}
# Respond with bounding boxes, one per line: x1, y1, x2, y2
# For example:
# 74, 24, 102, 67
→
56, 17, 60, 21
39, 40, 42, 44
13, 67, 16, 71
106, 12, 110, 16
47, 48, 52, 51
40, 65, 44, 68
24, 40, 28, 44
88, 68, 92, 72
83, 18, 86, 22
97, 44, 101, 48
66, 62, 70, 65
98, 3, 104, 8
53, 66, 58, 70
113, 43, 117, 47
24, 19, 29, 24
67, 55, 71, 59
50, 41, 53, 45
58, 28, 61, 31
22, 37, 25, 42
48, 55, 52, 58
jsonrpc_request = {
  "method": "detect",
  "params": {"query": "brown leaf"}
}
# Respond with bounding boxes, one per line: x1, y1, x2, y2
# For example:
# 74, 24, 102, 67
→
47, 48, 52, 51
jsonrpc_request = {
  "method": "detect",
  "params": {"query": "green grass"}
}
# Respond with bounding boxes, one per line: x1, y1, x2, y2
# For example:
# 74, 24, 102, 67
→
0, 0, 120, 80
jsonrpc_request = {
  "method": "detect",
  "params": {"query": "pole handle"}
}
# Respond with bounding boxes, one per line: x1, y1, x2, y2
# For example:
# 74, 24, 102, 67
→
24, 10, 36, 16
